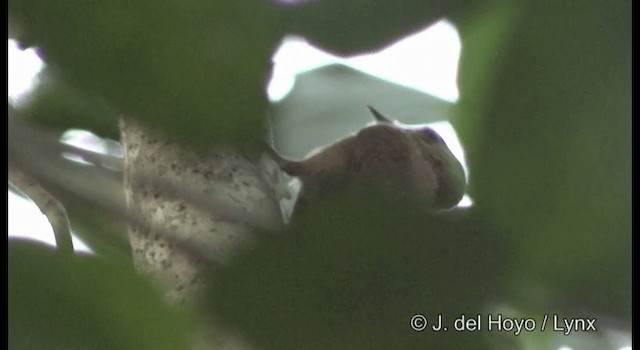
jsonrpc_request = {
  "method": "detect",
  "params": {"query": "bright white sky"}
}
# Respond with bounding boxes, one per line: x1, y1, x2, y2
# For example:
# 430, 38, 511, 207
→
268, 20, 460, 103
8, 40, 44, 104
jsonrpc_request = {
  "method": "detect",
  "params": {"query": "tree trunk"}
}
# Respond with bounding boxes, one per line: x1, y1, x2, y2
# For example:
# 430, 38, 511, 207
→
120, 117, 282, 348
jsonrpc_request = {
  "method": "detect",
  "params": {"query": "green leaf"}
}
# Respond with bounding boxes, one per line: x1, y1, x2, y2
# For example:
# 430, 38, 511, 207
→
453, 1, 523, 142
456, 1, 631, 319
65, 200, 133, 262
207, 193, 508, 350
17, 68, 120, 140
9, 240, 194, 350
277, 0, 476, 55
10, 0, 283, 150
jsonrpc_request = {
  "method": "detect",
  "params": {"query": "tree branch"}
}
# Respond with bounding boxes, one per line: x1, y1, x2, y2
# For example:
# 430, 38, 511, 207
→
9, 165, 74, 255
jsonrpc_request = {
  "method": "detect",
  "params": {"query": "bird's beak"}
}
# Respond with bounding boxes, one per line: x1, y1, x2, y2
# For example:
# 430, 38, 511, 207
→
367, 105, 392, 123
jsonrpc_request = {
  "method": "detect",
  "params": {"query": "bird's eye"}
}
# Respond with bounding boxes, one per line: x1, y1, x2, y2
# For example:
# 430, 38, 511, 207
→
419, 128, 444, 144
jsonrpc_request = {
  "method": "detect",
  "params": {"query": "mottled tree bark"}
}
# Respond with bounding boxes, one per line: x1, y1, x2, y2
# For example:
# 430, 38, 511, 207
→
120, 116, 282, 306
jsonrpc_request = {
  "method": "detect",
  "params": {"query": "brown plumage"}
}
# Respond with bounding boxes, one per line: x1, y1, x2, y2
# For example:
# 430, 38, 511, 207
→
266, 107, 466, 218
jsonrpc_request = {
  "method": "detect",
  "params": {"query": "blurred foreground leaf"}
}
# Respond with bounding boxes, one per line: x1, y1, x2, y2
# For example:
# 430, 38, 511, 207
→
456, 2, 631, 319
16, 68, 120, 139
208, 192, 508, 349
277, 0, 476, 55
9, 0, 282, 150
9, 240, 194, 350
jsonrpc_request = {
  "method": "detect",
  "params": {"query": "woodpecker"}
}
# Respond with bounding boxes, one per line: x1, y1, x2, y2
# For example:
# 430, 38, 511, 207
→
266, 106, 466, 218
